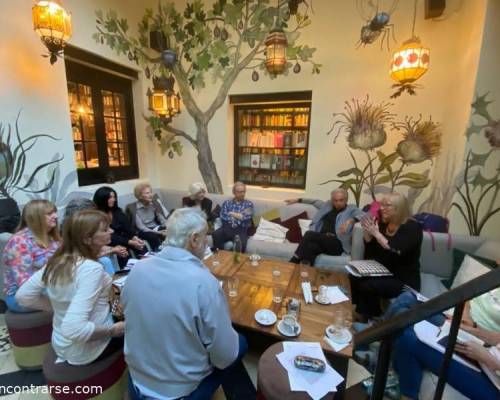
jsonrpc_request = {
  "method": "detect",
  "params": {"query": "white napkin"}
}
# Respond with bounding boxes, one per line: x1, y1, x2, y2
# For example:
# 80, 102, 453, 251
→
301, 282, 313, 303
326, 286, 349, 304
323, 335, 349, 352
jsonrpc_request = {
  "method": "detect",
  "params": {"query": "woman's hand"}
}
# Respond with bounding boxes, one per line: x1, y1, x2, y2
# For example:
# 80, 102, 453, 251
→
455, 341, 496, 367
113, 246, 129, 258
109, 321, 125, 337
361, 215, 379, 236
128, 237, 145, 250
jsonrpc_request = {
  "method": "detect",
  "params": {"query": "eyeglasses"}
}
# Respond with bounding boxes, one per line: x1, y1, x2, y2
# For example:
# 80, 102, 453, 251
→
380, 203, 394, 209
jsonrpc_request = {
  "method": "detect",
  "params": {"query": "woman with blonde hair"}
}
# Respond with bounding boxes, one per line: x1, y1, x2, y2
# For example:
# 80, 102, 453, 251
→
16, 210, 124, 365
3, 200, 60, 312
351, 192, 423, 319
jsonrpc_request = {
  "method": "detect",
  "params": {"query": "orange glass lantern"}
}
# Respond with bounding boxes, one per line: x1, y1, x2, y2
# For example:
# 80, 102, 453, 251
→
32, 0, 72, 64
265, 28, 288, 75
390, 37, 430, 85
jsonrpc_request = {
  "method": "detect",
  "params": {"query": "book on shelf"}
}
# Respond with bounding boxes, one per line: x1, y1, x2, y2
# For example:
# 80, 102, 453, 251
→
274, 131, 284, 147
283, 131, 293, 147
292, 131, 307, 147
250, 154, 260, 168
345, 260, 392, 277
259, 154, 272, 169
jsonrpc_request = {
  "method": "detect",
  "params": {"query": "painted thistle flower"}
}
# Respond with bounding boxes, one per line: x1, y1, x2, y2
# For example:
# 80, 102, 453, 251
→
328, 96, 395, 151
484, 120, 500, 148
395, 116, 442, 164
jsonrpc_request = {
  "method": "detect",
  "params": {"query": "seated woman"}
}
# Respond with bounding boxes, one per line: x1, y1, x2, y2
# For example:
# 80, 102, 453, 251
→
16, 210, 124, 365
182, 182, 214, 222
3, 200, 60, 313
391, 288, 500, 400
93, 187, 146, 267
350, 192, 423, 319
128, 183, 168, 252
63, 197, 120, 275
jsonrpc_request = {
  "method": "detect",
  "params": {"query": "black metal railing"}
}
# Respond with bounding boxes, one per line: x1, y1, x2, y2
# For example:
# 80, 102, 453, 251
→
353, 268, 500, 400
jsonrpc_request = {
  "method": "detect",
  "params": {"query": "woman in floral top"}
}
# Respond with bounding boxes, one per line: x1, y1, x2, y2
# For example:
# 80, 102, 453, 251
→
3, 200, 60, 312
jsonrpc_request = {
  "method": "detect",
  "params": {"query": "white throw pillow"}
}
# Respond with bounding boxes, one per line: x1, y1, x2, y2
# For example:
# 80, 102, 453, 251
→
298, 219, 312, 236
252, 217, 289, 244
451, 255, 492, 289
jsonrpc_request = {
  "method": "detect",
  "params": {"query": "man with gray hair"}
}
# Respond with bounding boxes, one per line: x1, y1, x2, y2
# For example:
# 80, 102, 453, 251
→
123, 208, 247, 399
212, 182, 254, 252
286, 188, 364, 264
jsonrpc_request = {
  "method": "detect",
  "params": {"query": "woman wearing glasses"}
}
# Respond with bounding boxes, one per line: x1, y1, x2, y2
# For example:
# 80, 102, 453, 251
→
350, 192, 423, 320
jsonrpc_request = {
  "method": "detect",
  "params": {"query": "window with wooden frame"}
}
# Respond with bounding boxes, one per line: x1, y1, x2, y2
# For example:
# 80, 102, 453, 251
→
64, 46, 139, 186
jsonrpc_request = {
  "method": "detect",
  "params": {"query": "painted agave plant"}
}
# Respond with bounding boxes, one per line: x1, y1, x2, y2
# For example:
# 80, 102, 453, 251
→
395, 116, 442, 164
0, 112, 63, 232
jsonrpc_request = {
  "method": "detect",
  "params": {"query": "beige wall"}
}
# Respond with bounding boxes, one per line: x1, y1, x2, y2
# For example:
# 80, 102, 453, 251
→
1, 0, 498, 238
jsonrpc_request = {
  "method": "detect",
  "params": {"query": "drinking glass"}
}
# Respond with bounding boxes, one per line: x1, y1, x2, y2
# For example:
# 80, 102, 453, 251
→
299, 260, 310, 280
272, 285, 284, 304
250, 252, 260, 267
332, 309, 345, 336
228, 277, 239, 297
211, 249, 220, 267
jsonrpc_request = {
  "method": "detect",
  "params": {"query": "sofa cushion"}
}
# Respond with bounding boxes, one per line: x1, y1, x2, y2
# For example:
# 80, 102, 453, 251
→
252, 208, 281, 228
252, 218, 289, 243
281, 211, 308, 243
474, 240, 500, 260
451, 255, 493, 289
441, 248, 498, 289
420, 273, 447, 299
247, 238, 297, 261
298, 219, 312, 236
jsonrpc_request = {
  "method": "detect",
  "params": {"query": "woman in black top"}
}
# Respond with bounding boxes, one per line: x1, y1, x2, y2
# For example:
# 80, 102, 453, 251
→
93, 186, 146, 267
350, 192, 423, 318
182, 183, 214, 222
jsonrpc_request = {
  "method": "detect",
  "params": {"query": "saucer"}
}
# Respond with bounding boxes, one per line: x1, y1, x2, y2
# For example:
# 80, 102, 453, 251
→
325, 325, 352, 344
315, 294, 330, 305
254, 309, 277, 326
277, 320, 302, 337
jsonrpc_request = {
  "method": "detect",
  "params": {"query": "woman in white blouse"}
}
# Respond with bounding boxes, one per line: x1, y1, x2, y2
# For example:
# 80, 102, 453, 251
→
16, 210, 124, 365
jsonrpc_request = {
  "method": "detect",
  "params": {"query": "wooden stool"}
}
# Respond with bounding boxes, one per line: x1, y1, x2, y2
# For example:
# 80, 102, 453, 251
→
257, 342, 335, 400
43, 345, 127, 400
5, 310, 52, 370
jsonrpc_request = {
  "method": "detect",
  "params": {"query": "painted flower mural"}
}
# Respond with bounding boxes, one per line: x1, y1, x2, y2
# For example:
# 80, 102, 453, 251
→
323, 96, 442, 206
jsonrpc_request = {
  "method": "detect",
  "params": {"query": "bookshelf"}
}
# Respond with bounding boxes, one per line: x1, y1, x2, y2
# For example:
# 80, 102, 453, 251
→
234, 102, 311, 189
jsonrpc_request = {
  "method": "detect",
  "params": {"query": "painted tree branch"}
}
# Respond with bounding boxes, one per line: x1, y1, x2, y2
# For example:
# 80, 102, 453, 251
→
164, 125, 197, 147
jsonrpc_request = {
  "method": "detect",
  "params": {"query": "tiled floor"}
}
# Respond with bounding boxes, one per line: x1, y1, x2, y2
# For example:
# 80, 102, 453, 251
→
0, 313, 371, 399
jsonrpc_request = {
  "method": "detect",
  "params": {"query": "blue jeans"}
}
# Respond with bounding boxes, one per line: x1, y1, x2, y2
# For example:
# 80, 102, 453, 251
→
391, 292, 496, 399
5, 293, 36, 313
129, 333, 248, 400
394, 326, 498, 399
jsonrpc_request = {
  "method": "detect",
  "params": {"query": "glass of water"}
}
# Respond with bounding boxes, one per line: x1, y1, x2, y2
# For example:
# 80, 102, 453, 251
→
299, 260, 310, 280
228, 277, 239, 297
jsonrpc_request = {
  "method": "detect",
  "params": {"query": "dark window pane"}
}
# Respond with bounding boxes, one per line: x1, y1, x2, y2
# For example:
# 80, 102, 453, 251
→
107, 143, 120, 167
85, 142, 99, 168
119, 143, 130, 166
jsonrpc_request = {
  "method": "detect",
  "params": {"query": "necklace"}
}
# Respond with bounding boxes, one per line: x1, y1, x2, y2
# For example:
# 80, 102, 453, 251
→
386, 224, 399, 236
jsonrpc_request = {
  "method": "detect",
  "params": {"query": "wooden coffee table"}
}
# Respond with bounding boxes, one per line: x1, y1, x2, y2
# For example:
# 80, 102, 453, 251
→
205, 250, 354, 358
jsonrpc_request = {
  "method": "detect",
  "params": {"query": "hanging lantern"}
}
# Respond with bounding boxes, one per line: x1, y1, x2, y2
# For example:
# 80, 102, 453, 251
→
147, 76, 181, 121
32, 0, 72, 64
265, 28, 288, 75
390, 37, 430, 84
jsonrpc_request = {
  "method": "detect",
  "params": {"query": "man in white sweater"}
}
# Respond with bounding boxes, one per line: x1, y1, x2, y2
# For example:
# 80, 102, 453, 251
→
122, 208, 247, 399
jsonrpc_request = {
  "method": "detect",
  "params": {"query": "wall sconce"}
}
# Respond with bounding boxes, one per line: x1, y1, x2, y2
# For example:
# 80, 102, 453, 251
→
147, 75, 181, 121
32, 0, 72, 64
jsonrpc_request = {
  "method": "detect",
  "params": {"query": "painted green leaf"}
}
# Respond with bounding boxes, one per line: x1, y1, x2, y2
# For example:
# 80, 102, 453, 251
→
92, 32, 101, 43
399, 172, 428, 181
378, 152, 399, 171
469, 150, 493, 167
297, 45, 316, 61
195, 51, 212, 70
337, 167, 363, 178
224, 3, 244, 27
375, 175, 392, 185
397, 179, 430, 189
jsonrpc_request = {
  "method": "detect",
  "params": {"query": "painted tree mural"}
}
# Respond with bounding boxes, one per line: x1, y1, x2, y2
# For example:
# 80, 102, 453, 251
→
94, 0, 321, 193
451, 93, 500, 235
322, 96, 442, 207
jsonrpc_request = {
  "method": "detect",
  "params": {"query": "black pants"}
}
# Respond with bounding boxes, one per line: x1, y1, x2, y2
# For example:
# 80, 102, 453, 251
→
350, 276, 405, 318
138, 231, 163, 252
294, 231, 343, 264
212, 224, 249, 253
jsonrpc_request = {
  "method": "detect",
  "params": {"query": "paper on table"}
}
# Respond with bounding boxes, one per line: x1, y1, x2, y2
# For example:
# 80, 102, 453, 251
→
413, 320, 482, 372
323, 335, 349, 353
326, 286, 349, 304
277, 341, 344, 399
301, 282, 313, 304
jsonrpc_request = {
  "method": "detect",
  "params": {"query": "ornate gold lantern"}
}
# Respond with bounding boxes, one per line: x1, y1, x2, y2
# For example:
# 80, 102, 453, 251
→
265, 28, 288, 75
32, 0, 72, 64
148, 76, 181, 120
